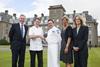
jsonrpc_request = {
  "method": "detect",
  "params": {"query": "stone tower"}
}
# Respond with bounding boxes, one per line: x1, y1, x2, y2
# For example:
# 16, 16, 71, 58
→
48, 5, 66, 29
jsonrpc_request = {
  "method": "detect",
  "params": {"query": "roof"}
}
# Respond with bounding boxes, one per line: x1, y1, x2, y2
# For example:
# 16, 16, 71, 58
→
0, 12, 12, 23
66, 12, 97, 23
48, 5, 66, 12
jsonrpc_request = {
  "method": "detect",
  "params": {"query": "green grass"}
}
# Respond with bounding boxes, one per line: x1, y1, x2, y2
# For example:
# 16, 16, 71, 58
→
0, 47, 100, 67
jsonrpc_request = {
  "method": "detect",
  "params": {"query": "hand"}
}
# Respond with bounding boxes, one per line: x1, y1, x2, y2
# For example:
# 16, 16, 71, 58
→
73, 47, 79, 51
64, 47, 68, 54
39, 36, 45, 40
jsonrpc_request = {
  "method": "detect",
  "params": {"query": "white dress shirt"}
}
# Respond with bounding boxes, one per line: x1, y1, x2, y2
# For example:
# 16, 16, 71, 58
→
28, 26, 43, 51
77, 26, 80, 34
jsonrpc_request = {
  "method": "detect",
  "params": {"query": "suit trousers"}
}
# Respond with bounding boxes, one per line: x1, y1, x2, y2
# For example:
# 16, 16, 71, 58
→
30, 50, 43, 67
11, 47, 26, 67
74, 51, 88, 67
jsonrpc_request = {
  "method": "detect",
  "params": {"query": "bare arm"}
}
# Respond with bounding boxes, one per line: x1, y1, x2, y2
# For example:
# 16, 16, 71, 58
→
29, 35, 44, 40
66, 37, 71, 48
29, 35, 40, 39
64, 37, 71, 53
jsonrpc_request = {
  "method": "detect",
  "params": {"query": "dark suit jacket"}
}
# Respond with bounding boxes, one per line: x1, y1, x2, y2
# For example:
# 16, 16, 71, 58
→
73, 26, 89, 52
9, 23, 28, 49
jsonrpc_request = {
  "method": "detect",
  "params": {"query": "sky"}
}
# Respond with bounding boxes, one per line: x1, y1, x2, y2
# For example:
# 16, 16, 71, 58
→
0, 0, 100, 35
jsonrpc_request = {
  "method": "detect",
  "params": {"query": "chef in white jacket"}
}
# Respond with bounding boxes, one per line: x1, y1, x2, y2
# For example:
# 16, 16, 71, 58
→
46, 19, 62, 67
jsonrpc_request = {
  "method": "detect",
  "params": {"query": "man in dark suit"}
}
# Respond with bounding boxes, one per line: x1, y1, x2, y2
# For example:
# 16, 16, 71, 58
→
9, 14, 28, 67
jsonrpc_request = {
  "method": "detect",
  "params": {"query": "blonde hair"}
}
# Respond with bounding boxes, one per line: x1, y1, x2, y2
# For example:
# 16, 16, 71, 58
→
74, 15, 86, 26
62, 15, 69, 21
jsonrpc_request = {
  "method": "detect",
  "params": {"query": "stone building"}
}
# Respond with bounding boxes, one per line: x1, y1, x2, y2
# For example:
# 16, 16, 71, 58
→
0, 5, 98, 46
48, 5, 66, 29
48, 5, 98, 46
0, 10, 12, 41
98, 36, 100, 46
0, 21, 11, 41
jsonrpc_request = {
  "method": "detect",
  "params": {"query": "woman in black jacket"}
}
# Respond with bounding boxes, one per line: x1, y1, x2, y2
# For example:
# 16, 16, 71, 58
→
73, 15, 89, 67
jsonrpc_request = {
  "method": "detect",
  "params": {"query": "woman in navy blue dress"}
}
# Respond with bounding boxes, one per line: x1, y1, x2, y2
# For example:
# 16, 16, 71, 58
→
60, 16, 73, 67
73, 15, 89, 67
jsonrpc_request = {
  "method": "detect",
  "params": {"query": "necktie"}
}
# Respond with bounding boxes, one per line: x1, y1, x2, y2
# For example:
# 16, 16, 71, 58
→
21, 24, 23, 37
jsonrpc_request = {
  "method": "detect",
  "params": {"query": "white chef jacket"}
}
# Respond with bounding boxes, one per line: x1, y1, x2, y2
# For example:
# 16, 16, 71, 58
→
28, 26, 43, 51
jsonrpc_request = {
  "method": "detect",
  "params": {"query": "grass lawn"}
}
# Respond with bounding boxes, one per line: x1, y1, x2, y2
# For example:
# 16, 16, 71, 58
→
0, 46, 100, 67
